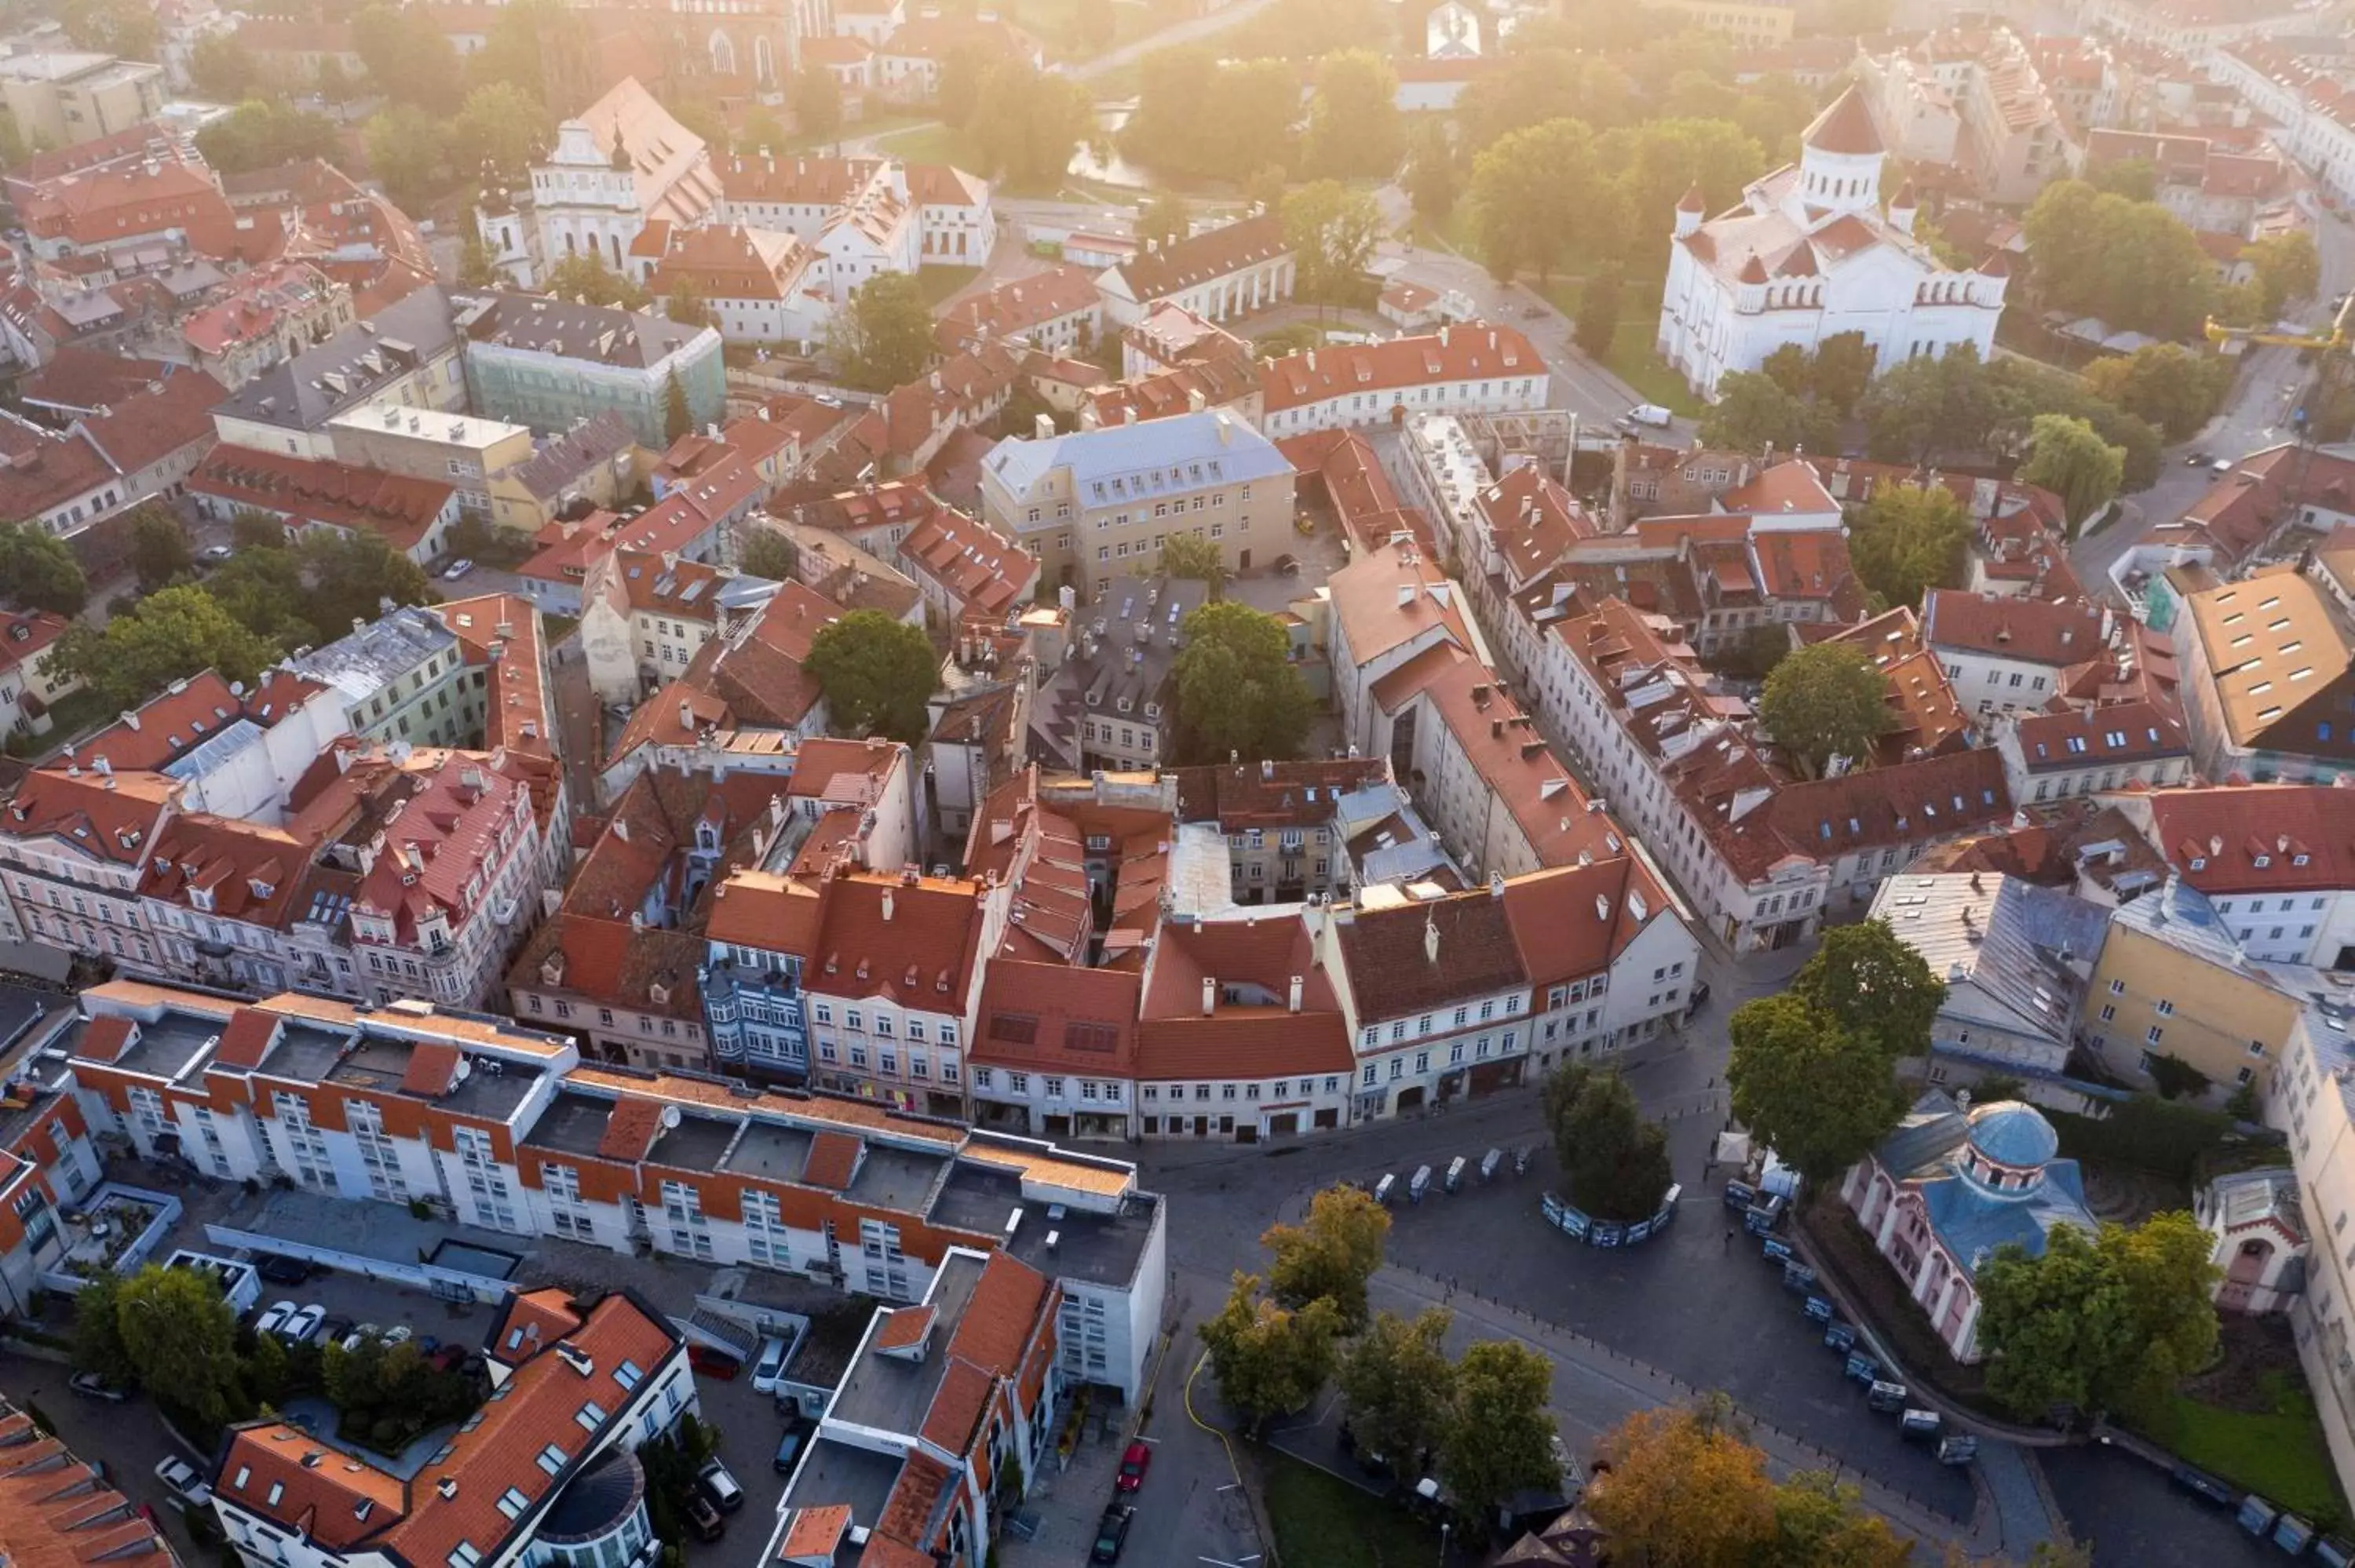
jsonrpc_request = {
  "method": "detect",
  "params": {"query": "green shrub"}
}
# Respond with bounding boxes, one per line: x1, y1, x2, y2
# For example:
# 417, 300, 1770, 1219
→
2049, 1096, 2234, 1182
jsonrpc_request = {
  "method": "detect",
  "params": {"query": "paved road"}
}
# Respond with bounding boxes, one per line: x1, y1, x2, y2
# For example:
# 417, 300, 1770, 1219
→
2073, 206, 2355, 595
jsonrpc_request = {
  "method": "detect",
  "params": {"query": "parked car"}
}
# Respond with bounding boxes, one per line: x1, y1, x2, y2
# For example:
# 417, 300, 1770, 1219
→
429, 1344, 466, 1373
198, 545, 235, 564
683, 1493, 725, 1542
382, 1325, 414, 1347
751, 1336, 788, 1394
440, 559, 475, 581
688, 1345, 741, 1380
68, 1372, 129, 1402
696, 1458, 745, 1513
2185, 451, 2212, 466
2211, 457, 2235, 473
341, 1323, 382, 1352
1091, 1504, 1134, 1564
255, 1255, 312, 1285
321, 1316, 354, 1347
255, 1300, 297, 1339
772, 1424, 807, 1475
155, 1457, 212, 1508
283, 1304, 326, 1344
1115, 1442, 1152, 1493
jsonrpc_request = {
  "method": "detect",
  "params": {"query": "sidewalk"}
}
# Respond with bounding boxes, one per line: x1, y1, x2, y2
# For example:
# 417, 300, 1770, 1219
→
1368, 1264, 2051, 1559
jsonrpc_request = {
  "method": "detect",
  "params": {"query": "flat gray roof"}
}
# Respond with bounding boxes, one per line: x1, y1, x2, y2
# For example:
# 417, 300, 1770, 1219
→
648, 1113, 739, 1172
845, 1144, 950, 1213
261, 1021, 351, 1084
523, 1091, 619, 1160
828, 1252, 984, 1439
932, 1164, 1160, 1292
780, 1436, 902, 1533
107, 1010, 219, 1082
723, 1121, 815, 1183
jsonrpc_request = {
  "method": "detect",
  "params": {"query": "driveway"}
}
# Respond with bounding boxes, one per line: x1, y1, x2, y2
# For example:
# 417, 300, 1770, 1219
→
0, 1349, 214, 1558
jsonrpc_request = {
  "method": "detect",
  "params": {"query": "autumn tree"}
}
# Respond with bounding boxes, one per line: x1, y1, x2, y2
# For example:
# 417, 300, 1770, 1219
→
1756, 641, 1887, 778
805, 609, 939, 742
1338, 1308, 1455, 1470
1171, 600, 1315, 765
1261, 1183, 1390, 1331
1541, 1063, 1671, 1223
1198, 1272, 1342, 1435
1438, 1340, 1561, 1526
1585, 1400, 1780, 1568
1849, 481, 1971, 612
2079, 342, 2233, 443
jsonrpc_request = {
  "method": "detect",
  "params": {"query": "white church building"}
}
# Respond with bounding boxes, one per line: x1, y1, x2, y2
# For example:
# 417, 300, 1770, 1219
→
1655, 85, 2008, 400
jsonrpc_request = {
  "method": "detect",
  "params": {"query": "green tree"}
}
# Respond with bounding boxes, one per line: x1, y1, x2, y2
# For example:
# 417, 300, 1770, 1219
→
2244, 231, 2322, 320
1759, 343, 1812, 397
738, 109, 789, 158
1137, 191, 1190, 253
1698, 370, 1836, 457
664, 369, 692, 443
2087, 158, 2157, 202
2145, 1052, 2211, 1102
1244, 163, 1290, 218
1171, 600, 1315, 765
790, 67, 842, 148
1439, 1340, 1560, 1525
246, 1329, 291, 1409
1758, 641, 1886, 777
465, 0, 593, 115
189, 34, 257, 101
70, 1272, 134, 1385
1470, 118, 1606, 283
458, 235, 499, 288
1976, 1213, 2218, 1421
1849, 481, 1970, 611
1792, 920, 1948, 1062
1404, 118, 1458, 221
1338, 1308, 1455, 1471
1860, 343, 1999, 467
1984, 356, 2161, 491
970, 60, 1094, 187
1281, 181, 1382, 307
1303, 49, 1401, 179
1261, 1183, 1389, 1331
204, 542, 312, 646
297, 531, 433, 643
2022, 180, 2214, 341
2079, 342, 2231, 442
352, 1, 463, 113
542, 252, 647, 309
231, 510, 288, 551
116, 1263, 246, 1428
1726, 993, 1908, 1188
1575, 264, 1622, 359
194, 99, 341, 174
364, 106, 450, 212
1457, 50, 1630, 151
666, 279, 710, 328
805, 609, 938, 741
828, 272, 933, 391
740, 528, 798, 582
2020, 413, 2125, 534
0, 522, 89, 614
1198, 1272, 1342, 1435
1541, 1063, 1671, 1223
1597, 117, 1765, 262
59, 0, 157, 60
1811, 331, 1877, 415
130, 505, 193, 591
53, 585, 280, 710
452, 81, 552, 180
1159, 531, 1225, 594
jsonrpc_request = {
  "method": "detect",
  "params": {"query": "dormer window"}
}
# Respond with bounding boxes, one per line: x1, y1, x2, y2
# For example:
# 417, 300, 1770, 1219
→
2255, 855, 2272, 869
2189, 856, 2207, 871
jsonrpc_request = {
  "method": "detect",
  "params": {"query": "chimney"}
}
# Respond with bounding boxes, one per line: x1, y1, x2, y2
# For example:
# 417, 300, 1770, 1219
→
1489, 870, 1504, 898
881, 888, 894, 921
1034, 412, 1054, 440
1201, 976, 1216, 1016
1397, 584, 1415, 607
1423, 917, 1440, 965
1287, 975, 1303, 1012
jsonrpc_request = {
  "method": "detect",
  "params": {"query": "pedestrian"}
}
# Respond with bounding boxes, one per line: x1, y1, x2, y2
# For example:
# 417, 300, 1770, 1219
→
1723, 1229, 1733, 1253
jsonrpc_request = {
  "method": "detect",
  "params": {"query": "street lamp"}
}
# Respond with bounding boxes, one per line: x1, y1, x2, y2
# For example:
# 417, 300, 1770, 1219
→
1438, 1520, 1451, 1567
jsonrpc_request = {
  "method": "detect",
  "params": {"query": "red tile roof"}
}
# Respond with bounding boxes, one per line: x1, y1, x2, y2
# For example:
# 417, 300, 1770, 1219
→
896, 504, 1037, 618
1336, 888, 1528, 1023
1500, 858, 1679, 986
2143, 783, 2355, 895
189, 447, 454, 552
1924, 590, 2108, 667
213, 1006, 283, 1070
75, 369, 227, 478
1109, 214, 1288, 304
1261, 325, 1539, 414
2014, 698, 2187, 773
973, 961, 1140, 1076
1719, 460, 1840, 518
801, 1130, 862, 1190
1805, 86, 1884, 155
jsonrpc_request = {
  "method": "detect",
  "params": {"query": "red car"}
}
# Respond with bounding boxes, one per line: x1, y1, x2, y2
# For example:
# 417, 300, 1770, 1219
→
688, 1344, 742, 1380
1115, 1442, 1152, 1493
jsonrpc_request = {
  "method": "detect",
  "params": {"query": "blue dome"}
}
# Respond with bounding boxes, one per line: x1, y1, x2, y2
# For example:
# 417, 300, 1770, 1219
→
1966, 1102, 2058, 1169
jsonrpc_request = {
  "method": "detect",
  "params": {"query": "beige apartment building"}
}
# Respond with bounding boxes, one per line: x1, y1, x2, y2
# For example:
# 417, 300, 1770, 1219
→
327, 403, 535, 519
0, 51, 163, 148
977, 408, 1295, 603
2079, 878, 2297, 1101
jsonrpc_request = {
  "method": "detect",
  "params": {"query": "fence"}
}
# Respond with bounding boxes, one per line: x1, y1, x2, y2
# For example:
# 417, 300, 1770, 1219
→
1538, 1186, 1681, 1249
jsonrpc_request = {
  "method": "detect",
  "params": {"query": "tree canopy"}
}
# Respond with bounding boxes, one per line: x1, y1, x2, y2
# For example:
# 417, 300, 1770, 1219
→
1281, 181, 1382, 306
829, 272, 933, 391
2079, 343, 2233, 443
1199, 1272, 1343, 1434
1756, 641, 1887, 778
0, 523, 89, 615
1338, 1307, 1455, 1471
740, 529, 799, 583
1438, 1340, 1561, 1526
1726, 993, 1910, 1187
2020, 414, 2126, 534
2244, 231, 2321, 321
1541, 1063, 1672, 1222
1303, 49, 1402, 179
111, 1263, 248, 1428
1791, 919, 1948, 1060
805, 610, 937, 742
1171, 600, 1315, 765
53, 585, 283, 712
1976, 1212, 2218, 1421
1849, 482, 1971, 613
1122, 48, 1300, 181
130, 505, 193, 591
1262, 1184, 1390, 1332
969, 60, 1094, 187
2022, 180, 2215, 341
452, 82, 553, 181
1159, 531, 1225, 593
353, 2, 465, 114
195, 99, 341, 174
790, 67, 843, 149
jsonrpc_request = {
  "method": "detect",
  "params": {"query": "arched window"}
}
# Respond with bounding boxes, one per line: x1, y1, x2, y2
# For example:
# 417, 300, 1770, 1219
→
754, 35, 776, 86
710, 30, 737, 75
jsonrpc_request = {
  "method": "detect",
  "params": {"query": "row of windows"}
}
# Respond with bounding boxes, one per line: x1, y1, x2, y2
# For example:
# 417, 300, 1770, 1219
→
1358, 994, 1522, 1048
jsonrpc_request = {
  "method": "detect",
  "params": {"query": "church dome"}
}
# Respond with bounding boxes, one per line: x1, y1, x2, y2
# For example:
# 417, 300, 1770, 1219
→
1965, 1102, 2058, 1169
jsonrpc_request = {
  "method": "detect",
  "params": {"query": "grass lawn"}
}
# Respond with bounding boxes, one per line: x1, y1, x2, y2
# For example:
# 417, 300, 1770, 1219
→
1262, 1453, 1444, 1568
1413, 208, 1477, 257
1603, 319, 1703, 418
788, 113, 926, 152
917, 265, 983, 306
874, 122, 970, 168
2148, 1377, 2346, 1529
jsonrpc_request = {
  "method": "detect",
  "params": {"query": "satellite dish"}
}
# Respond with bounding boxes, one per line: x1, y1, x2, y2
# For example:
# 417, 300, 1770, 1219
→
661, 1104, 681, 1129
